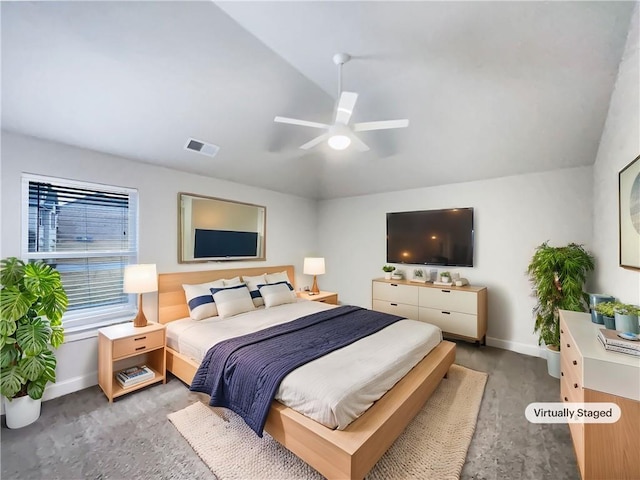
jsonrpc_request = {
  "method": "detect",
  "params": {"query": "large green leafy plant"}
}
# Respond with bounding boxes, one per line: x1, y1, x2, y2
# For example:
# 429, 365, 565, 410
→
526, 242, 594, 348
0, 257, 67, 400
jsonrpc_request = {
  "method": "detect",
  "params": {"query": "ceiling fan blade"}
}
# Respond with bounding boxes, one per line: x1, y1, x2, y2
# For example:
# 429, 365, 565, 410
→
350, 134, 370, 152
334, 91, 358, 125
300, 133, 330, 150
353, 119, 409, 132
274, 116, 330, 129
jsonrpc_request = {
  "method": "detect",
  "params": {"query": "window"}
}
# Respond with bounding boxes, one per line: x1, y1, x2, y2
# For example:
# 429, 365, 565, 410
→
22, 174, 139, 331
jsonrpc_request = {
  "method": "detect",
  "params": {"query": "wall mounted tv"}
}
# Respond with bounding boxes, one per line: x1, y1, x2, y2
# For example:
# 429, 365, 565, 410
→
194, 229, 259, 259
386, 208, 474, 267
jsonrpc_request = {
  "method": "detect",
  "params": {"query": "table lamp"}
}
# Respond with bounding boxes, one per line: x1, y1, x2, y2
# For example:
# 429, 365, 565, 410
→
123, 264, 158, 327
303, 257, 325, 295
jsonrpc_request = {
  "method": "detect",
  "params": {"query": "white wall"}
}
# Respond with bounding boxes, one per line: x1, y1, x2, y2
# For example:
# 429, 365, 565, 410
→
318, 167, 593, 357
592, 5, 640, 304
1, 131, 318, 401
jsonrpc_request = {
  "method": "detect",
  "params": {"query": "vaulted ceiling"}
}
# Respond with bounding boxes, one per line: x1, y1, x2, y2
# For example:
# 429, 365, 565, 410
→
2, 1, 635, 199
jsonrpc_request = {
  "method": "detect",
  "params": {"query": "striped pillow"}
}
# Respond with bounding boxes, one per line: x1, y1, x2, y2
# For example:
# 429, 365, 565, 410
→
210, 284, 255, 318
242, 274, 267, 307
258, 282, 297, 308
182, 280, 225, 320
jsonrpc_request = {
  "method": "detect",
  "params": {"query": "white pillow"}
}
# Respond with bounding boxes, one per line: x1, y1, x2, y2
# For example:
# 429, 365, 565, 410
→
265, 271, 290, 285
242, 274, 267, 307
211, 284, 255, 319
223, 276, 242, 286
182, 280, 225, 320
259, 282, 297, 308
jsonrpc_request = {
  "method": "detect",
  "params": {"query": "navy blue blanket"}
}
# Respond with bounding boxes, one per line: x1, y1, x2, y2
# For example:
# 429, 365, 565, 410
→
189, 305, 403, 436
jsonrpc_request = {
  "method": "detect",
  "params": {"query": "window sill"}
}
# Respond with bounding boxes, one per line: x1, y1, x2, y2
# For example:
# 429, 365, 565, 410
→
63, 317, 134, 343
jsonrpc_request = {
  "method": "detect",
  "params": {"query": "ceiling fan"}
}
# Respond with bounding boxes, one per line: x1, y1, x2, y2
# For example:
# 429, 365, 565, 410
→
274, 53, 409, 152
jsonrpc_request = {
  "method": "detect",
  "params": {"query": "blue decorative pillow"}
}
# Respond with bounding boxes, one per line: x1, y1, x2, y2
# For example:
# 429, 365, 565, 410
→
182, 280, 225, 320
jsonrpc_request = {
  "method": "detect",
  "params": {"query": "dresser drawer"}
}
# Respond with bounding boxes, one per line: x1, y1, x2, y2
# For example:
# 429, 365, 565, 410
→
419, 307, 478, 338
112, 329, 164, 359
561, 361, 584, 403
372, 282, 419, 305
372, 300, 419, 320
419, 287, 477, 315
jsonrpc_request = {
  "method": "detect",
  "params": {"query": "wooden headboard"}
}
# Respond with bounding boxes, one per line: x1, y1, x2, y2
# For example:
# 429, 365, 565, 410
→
157, 265, 295, 324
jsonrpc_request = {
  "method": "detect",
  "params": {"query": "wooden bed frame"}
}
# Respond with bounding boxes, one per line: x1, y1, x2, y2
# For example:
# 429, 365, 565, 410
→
158, 265, 456, 480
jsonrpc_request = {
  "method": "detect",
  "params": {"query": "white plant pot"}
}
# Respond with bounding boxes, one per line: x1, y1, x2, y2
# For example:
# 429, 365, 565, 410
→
384, 272, 392, 280
546, 346, 561, 379
4, 395, 41, 429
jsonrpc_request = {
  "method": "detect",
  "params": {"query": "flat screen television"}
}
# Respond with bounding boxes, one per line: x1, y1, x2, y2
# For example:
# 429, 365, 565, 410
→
386, 208, 474, 267
194, 229, 259, 259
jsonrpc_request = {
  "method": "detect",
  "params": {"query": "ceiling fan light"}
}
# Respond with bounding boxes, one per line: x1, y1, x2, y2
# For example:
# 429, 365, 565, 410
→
328, 135, 351, 150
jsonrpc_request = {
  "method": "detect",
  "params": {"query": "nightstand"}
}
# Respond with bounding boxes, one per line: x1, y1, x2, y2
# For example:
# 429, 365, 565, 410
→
297, 290, 338, 305
98, 322, 166, 402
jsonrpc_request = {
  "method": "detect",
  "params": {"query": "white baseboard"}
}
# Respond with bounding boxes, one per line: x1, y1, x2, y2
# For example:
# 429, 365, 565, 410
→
486, 336, 546, 358
42, 371, 98, 402
1, 371, 98, 416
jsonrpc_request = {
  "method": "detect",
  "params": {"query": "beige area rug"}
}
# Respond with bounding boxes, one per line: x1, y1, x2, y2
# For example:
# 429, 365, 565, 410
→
168, 364, 487, 480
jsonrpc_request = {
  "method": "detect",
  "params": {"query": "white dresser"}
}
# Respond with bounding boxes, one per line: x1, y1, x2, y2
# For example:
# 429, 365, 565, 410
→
559, 310, 640, 480
371, 278, 487, 345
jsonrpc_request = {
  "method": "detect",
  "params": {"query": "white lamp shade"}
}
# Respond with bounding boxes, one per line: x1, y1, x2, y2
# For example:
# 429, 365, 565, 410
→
303, 257, 325, 276
123, 264, 158, 294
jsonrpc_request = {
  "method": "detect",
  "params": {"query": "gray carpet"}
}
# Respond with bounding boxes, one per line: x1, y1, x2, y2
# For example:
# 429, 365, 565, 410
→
1, 341, 578, 480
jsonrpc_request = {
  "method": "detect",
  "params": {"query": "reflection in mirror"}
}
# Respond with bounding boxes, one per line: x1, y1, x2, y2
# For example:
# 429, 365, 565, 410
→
179, 193, 266, 263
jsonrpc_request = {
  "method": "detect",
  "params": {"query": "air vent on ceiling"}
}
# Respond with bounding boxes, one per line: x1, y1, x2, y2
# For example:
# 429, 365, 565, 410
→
184, 138, 220, 157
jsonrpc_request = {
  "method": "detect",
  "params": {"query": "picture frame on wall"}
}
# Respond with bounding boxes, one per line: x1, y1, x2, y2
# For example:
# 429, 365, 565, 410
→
619, 155, 640, 270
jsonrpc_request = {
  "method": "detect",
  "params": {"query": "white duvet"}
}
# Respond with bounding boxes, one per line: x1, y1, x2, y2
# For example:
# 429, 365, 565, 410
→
166, 300, 442, 429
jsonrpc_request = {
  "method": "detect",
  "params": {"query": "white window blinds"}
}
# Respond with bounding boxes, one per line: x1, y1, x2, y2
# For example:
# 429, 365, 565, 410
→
22, 175, 139, 330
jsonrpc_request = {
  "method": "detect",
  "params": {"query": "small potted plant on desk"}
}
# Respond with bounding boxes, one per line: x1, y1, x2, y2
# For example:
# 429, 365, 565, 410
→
614, 304, 640, 334
594, 302, 619, 330
382, 265, 395, 280
439, 271, 451, 283
0, 257, 68, 428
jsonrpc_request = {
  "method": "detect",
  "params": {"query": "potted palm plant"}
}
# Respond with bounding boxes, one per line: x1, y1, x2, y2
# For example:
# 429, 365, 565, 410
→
0, 257, 67, 428
527, 242, 594, 378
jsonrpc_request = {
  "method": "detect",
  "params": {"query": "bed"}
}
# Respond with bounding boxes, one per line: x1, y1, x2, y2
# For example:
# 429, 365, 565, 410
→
159, 265, 456, 480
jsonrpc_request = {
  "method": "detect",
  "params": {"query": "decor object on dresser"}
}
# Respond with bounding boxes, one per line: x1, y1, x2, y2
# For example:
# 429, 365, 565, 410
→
619, 154, 640, 270
98, 322, 166, 402
303, 257, 325, 295
123, 264, 158, 327
382, 264, 395, 280
597, 328, 640, 357
593, 301, 619, 330
0, 257, 67, 429
559, 310, 640, 480
588, 293, 615, 324
613, 303, 640, 334
526, 242, 595, 378
372, 278, 488, 345
411, 268, 427, 283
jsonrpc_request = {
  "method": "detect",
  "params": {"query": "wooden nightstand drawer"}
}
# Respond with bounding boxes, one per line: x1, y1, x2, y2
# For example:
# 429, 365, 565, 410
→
112, 329, 164, 359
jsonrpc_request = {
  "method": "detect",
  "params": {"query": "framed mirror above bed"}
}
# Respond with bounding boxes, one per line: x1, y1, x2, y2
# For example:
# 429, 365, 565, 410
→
178, 192, 266, 263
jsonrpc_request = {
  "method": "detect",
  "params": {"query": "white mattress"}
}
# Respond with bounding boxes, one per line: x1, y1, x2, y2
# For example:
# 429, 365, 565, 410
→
166, 300, 442, 429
